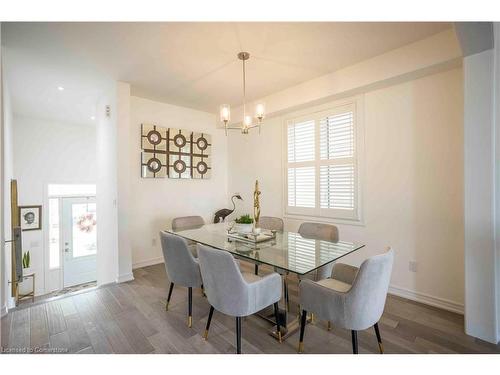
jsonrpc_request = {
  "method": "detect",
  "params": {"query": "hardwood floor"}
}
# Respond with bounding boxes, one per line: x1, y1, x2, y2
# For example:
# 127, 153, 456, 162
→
2, 262, 500, 354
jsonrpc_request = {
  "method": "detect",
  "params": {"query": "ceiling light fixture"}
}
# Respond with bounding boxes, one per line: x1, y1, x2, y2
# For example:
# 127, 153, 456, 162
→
57, 86, 64, 91
219, 52, 265, 135
90, 116, 96, 120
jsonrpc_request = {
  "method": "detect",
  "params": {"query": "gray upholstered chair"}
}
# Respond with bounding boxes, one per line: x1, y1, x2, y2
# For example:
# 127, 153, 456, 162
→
296, 222, 339, 320
253, 216, 284, 275
258, 216, 284, 232
159, 231, 203, 328
171, 215, 205, 231
171, 215, 205, 257
298, 222, 339, 280
298, 248, 394, 354
197, 244, 282, 354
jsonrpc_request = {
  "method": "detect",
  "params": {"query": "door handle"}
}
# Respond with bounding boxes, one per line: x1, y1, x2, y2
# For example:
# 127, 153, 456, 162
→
64, 248, 70, 253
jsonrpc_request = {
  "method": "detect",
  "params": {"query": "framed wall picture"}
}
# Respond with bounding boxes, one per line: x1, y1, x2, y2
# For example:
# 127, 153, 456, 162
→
140, 123, 212, 179
19, 205, 42, 231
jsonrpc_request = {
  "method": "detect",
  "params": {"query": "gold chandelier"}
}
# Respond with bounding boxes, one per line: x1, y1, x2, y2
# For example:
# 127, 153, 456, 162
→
219, 52, 265, 135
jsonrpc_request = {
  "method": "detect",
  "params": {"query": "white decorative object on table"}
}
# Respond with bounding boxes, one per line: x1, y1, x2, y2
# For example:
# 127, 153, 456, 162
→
233, 223, 253, 234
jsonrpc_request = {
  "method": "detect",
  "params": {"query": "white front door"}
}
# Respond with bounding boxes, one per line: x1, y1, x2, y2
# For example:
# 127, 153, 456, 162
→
62, 197, 97, 288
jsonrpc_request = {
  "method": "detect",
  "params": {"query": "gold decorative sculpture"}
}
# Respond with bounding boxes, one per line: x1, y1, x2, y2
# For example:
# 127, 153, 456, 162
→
253, 180, 261, 226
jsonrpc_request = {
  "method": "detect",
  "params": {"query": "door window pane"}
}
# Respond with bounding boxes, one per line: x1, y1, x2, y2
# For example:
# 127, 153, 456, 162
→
71, 202, 97, 258
49, 198, 60, 269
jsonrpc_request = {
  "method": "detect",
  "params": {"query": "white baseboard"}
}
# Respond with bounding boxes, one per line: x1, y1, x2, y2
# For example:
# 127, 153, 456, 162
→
116, 272, 135, 283
7, 296, 16, 309
389, 285, 464, 315
1, 304, 7, 317
132, 257, 164, 270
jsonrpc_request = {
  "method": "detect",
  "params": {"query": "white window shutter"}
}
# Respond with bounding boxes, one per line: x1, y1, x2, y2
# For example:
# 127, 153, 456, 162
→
287, 120, 315, 163
320, 164, 355, 210
286, 101, 360, 221
320, 112, 354, 160
286, 119, 316, 213
288, 166, 315, 208
319, 109, 356, 214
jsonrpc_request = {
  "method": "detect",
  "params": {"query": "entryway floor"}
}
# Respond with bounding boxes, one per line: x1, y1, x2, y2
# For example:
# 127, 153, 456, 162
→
18, 281, 97, 308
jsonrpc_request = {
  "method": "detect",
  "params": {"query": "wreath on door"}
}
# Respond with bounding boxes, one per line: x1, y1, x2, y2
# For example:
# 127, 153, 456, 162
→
77, 213, 96, 233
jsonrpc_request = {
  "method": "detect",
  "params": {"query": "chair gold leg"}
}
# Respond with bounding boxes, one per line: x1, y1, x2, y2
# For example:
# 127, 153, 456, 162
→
298, 341, 304, 353
374, 323, 384, 354
310, 313, 315, 323
187, 287, 193, 328
378, 342, 384, 354
204, 306, 214, 340
327, 321, 331, 331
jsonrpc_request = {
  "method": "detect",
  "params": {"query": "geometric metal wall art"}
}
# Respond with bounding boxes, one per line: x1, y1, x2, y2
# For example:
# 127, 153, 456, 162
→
141, 123, 212, 179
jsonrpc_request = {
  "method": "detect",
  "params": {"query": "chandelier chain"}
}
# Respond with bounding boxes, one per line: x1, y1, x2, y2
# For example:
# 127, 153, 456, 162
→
242, 56, 246, 119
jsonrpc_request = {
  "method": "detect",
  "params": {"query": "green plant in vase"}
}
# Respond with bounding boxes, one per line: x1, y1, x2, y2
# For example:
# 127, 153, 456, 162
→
234, 214, 254, 234
235, 214, 254, 224
22, 251, 31, 269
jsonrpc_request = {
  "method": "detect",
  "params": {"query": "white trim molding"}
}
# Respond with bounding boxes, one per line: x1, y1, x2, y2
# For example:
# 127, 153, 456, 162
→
389, 285, 464, 315
132, 257, 164, 270
1, 305, 8, 318
115, 272, 134, 283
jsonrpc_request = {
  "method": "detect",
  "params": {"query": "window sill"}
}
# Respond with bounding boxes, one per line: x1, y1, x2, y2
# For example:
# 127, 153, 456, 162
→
283, 213, 366, 227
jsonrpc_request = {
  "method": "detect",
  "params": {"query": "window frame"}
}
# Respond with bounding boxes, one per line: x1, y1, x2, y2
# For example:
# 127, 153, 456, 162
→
282, 96, 365, 225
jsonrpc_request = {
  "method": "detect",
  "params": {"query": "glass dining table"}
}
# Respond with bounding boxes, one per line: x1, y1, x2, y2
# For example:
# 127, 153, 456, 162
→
165, 222, 365, 341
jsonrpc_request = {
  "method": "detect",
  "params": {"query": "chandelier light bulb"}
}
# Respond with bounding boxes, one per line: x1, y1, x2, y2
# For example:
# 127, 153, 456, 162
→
244, 115, 253, 127
255, 102, 265, 121
220, 104, 231, 123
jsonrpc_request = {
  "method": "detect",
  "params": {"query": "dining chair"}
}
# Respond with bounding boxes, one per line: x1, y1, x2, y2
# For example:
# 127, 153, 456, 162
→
258, 216, 284, 232
298, 222, 339, 281
297, 248, 394, 354
171, 215, 205, 231
296, 222, 339, 320
197, 244, 282, 354
171, 215, 205, 257
159, 231, 203, 328
253, 216, 284, 275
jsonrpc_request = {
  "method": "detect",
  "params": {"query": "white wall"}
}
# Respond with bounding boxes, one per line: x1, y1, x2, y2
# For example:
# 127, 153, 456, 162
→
0, 25, 4, 317
463, 49, 498, 344
116, 82, 133, 282
129, 96, 228, 268
96, 93, 119, 286
1, 30, 9, 316
228, 68, 464, 313
495, 23, 500, 344
12, 115, 96, 295
2, 72, 14, 311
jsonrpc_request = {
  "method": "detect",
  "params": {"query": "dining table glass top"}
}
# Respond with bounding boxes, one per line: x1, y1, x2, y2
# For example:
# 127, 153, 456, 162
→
164, 223, 365, 275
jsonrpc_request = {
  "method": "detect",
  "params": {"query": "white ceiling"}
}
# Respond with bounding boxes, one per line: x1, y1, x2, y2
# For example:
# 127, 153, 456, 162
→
2, 22, 452, 124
